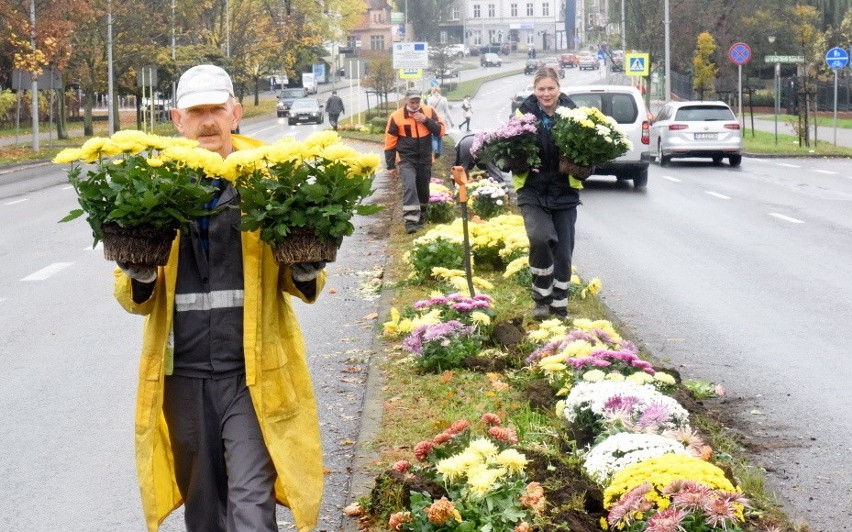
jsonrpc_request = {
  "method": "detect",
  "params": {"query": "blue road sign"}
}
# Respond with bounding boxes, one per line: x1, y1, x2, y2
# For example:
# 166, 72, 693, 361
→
826, 47, 849, 69
728, 43, 751, 65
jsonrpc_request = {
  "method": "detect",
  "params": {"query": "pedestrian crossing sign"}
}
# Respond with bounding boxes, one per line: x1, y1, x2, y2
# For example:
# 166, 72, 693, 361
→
625, 53, 650, 77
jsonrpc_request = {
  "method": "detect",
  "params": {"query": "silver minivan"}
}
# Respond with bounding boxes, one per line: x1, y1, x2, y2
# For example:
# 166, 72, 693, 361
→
561, 85, 651, 188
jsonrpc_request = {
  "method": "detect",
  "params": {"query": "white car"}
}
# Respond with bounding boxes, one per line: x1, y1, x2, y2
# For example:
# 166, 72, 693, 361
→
480, 53, 502, 67
650, 101, 742, 167
560, 85, 652, 188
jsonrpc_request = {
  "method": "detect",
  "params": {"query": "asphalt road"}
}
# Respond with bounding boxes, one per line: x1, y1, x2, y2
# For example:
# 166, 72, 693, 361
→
1, 58, 850, 530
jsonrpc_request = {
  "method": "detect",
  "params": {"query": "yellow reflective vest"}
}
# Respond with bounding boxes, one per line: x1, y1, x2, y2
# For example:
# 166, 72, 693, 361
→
113, 135, 325, 531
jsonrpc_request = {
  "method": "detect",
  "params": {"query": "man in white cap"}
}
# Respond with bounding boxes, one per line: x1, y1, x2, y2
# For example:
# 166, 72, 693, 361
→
114, 64, 325, 532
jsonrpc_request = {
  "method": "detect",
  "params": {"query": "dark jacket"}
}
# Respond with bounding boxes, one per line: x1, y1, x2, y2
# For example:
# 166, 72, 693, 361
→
325, 94, 345, 114
515, 93, 581, 209
383, 104, 445, 168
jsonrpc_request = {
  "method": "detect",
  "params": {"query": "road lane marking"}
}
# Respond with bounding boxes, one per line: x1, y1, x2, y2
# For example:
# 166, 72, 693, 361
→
21, 262, 74, 281
813, 169, 837, 175
660, 175, 681, 182
777, 163, 800, 168
61, 185, 74, 190
4, 198, 29, 205
706, 191, 730, 199
768, 212, 804, 224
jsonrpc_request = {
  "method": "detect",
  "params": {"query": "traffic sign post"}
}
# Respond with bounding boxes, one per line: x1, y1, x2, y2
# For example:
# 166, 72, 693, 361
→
825, 47, 849, 146
728, 43, 751, 125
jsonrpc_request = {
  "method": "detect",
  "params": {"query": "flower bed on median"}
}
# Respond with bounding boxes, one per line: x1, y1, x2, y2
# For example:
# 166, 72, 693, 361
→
345, 168, 793, 532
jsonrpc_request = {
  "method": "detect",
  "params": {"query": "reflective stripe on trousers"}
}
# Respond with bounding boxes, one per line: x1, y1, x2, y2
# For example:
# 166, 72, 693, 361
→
520, 203, 577, 310
400, 160, 432, 223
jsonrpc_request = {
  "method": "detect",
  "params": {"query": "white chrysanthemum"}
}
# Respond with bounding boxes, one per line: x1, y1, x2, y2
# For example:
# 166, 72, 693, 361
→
561, 380, 690, 429
582, 432, 688, 485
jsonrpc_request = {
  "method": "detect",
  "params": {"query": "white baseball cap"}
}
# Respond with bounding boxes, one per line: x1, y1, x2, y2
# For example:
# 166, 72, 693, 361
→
175, 64, 234, 109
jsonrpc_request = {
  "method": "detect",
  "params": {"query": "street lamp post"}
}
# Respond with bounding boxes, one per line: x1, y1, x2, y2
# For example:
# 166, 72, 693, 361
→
768, 35, 778, 145
664, 0, 671, 101
621, 0, 626, 51
107, 0, 115, 135
29, 0, 39, 151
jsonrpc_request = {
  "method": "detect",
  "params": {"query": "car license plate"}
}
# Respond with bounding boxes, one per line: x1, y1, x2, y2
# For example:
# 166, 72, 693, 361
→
694, 133, 717, 140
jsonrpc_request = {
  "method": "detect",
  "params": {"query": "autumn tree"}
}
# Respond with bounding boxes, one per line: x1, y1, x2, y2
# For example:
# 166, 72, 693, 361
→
362, 55, 395, 115
692, 32, 717, 99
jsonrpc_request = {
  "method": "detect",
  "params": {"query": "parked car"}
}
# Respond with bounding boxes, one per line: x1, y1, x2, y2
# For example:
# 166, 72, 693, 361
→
276, 87, 308, 117
560, 85, 651, 188
510, 84, 534, 116
446, 44, 469, 58
577, 52, 599, 70
559, 53, 579, 68
287, 98, 324, 125
650, 101, 742, 167
524, 59, 542, 75
480, 52, 502, 67
429, 64, 460, 79
543, 60, 565, 78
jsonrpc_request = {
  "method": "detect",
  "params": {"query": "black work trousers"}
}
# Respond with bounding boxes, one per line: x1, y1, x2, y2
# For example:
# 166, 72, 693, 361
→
520, 203, 577, 314
163, 374, 277, 532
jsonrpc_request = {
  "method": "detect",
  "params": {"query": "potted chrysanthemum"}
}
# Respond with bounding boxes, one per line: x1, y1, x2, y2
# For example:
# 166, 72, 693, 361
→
54, 130, 229, 265
551, 105, 633, 179
230, 131, 382, 264
469, 113, 540, 174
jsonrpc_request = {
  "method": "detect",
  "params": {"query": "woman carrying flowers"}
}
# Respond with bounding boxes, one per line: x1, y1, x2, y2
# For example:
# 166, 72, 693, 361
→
514, 67, 584, 321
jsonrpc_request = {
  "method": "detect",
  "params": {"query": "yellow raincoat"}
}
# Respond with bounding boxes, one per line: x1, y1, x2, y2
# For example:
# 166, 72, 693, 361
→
114, 135, 325, 531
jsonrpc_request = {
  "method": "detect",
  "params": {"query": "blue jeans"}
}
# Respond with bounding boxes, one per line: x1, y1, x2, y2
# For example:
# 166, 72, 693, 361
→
431, 135, 442, 156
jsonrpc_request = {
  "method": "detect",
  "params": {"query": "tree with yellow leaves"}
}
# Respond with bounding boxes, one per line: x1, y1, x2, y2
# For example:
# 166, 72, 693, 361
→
692, 32, 717, 100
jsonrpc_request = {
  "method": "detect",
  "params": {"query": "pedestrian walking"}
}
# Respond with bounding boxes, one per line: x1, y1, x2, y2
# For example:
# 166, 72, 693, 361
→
384, 90, 446, 234
325, 90, 345, 131
514, 67, 585, 321
115, 64, 326, 532
427, 87, 454, 157
458, 95, 473, 132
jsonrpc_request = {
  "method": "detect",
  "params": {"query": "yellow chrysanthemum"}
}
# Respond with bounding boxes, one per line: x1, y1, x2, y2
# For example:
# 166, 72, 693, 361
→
79, 137, 109, 161
582, 369, 606, 382
435, 454, 469, 483
495, 449, 528, 474
303, 130, 340, 149
654, 372, 676, 385
470, 311, 491, 326
52, 148, 84, 164
320, 143, 359, 163
467, 437, 499, 458
587, 277, 602, 295
145, 158, 164, 168
626, 371, 654, 385
467, 466, 507, 497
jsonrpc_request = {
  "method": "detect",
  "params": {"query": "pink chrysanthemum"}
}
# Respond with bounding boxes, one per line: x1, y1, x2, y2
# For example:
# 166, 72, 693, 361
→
392, 460, 411, 473
488, 426, 519, 444
480, 412, 502, 426
702, 495, 739, 528
432, 431, 453, 445
645, 507, 687, 532
448, 419, 470, 434
413, 440, 434, 461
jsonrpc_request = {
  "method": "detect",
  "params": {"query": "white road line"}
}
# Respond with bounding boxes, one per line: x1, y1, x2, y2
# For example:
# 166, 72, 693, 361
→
813, 169, 837, 175
706, 191, 730, 199
0, 298, 6, 303
21, 262, 74, 281
768, 212, 804, 224
660, 175, 681, 182
777, 163, 800, 168
4, 198, 29, 206
61, 185, 74, 190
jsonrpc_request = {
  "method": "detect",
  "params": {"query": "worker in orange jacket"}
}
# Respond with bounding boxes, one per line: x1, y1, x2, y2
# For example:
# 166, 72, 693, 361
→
384, 90, 446, 234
